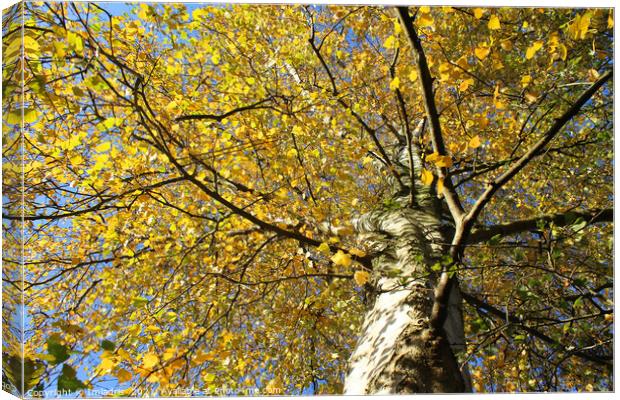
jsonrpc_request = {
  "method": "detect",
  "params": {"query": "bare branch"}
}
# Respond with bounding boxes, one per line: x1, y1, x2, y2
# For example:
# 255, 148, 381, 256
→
175, 98, 273, 122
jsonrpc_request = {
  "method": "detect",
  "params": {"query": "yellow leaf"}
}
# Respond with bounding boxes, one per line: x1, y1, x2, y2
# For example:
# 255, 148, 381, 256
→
117, 348, 131, 361
525, 41, 543, 60
525, 92, 538, 103
459, 78, 474, 92
286, 148, 298, 158
95, 141, 111, 153
142, 353, 159, 370
349, 248, 366, 257
146, 325, 160, 333
69, 154, 83, 166
19, 108, 40, 124
608, 13, 614, 29
478, 115, 489, 129
468, 135, 482, 149
317, 242, 330, 254
211, 50, 221, 65
393, 20, 402, 35
473, 8, 484, 19
417, 13, 434, 28
436, 177, 445, 195
558, 43, 567, 61
568, 13, 591, 40
500, 39, 513, 51
427, 152, 453, 168
408, 70, 418, 82
99, 357, 117, 372
331, 250, 353, 267
438, 62, 452, 82
419, 6, 431, 14
420, 168, 433, 185
53, 42, 67, 58
353, 270, 370, 286
587, 68, 600, 82
221, 330, 234, 344
116, 368, 132, 384
488, 15, 501, 30
425, 152, 440, 163
435, 155, 453, 168
521, 75, 532, 87
383, 35, 397, 49
456, 56, 469, 70
23, 36, 40, 54
67, 31, 83, 52
474, 45, 490, 60
194, 352, 214, 363
389, 76, 401, 91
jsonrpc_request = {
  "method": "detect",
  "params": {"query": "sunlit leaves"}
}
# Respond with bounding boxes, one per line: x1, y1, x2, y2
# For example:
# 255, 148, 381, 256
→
383, 35, 398, 49
488, 15, 501, 30
525, 40, 544, 60
459, 78, 474, 92
474, 44, 491, 60
66, 31, 83, 52
417, 12, 434, 28
425, 152, 453, 168
420, 168, 433, 185
353, 270, 370, 286
568, 12, 591, 40
141, 353, 160, 371
331, 250, 353, 267
389, 76, 401, 91
9, 3, 612, 395
468, 135, 482, 149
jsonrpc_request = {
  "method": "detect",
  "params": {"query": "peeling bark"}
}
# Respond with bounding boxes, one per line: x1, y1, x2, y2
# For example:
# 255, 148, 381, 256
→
344, 204, 470, 394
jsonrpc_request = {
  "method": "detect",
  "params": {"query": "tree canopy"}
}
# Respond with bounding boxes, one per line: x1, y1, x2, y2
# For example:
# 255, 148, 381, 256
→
2, 2, 614, 395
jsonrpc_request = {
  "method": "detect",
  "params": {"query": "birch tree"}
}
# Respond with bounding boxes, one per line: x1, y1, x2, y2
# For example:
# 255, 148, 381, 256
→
2, 2, 613, 395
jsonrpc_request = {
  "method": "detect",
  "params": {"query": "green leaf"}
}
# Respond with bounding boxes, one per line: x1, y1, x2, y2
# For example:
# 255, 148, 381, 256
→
440, 255, 453, 265
100, 340, 116, 351
132, 296, 149, 307
571, 217, 587, 232
488, 233, 503, 245
573, 296, 584, 309
47, 335, 70, 365
2, 355, 44, 395
57, 364, 87, 393
5, 108, 39, 125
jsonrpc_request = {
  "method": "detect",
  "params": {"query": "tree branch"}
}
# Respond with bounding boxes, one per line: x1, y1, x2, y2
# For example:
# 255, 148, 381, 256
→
175, 98, 273, 122
469, 208, 613, 244
396, 6, 464, 221
458, 70, 612, 248
431, 70, 612, 337
462, 291, 612, 367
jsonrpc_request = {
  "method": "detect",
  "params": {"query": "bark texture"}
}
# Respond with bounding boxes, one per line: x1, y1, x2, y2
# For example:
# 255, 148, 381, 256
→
341, 116, 470, 393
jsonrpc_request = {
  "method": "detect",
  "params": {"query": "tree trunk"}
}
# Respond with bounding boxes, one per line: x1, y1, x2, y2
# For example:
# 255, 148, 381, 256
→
344, 203, 470, 394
